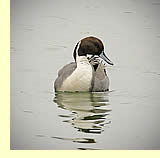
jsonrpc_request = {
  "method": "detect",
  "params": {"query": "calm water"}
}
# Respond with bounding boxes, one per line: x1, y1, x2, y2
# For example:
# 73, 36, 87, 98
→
11, 0, 160, 149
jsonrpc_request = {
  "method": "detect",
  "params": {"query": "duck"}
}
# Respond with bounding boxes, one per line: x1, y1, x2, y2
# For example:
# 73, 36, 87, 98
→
54, 36, 113, 92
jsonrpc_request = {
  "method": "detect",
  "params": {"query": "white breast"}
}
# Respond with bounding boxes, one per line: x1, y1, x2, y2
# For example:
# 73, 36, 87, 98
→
59, 57, 93, 92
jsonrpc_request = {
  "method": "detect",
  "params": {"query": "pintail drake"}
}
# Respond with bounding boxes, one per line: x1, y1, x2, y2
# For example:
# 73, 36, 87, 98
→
54, 36, 114, 92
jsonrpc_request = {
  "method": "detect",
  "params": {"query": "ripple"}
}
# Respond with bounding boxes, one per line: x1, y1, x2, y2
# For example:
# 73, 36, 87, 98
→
53, 92, 111, 134
77, 147, 102, 150
23, 110, 33, 113
123, 11, 134, 14
35, 135, 46, 137
152, 2, 160, 5
51, 136, 96, 144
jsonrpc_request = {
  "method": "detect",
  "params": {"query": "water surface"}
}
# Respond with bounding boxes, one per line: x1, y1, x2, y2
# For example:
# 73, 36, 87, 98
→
11, 0, 160, 149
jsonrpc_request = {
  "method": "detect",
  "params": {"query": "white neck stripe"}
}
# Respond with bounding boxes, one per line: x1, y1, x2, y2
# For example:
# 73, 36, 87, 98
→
76, 41, 81, 56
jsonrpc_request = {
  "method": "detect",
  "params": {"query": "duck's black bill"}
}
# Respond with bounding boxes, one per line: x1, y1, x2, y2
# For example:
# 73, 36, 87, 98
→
99, 51, 114, 65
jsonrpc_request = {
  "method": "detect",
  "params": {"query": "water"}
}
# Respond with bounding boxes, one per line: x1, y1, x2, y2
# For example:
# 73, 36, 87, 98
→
11, 0, 160, 149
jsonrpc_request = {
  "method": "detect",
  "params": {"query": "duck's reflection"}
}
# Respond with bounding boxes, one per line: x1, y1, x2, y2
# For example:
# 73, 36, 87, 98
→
53, 92, 111, 134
